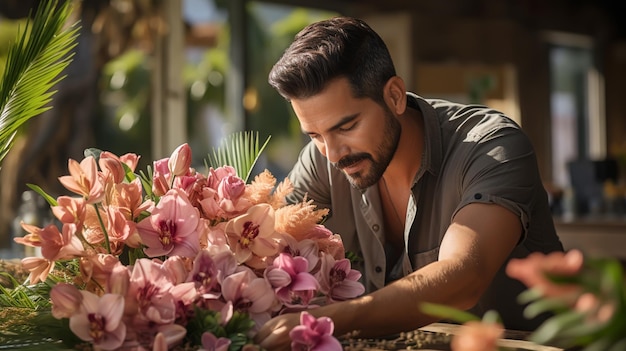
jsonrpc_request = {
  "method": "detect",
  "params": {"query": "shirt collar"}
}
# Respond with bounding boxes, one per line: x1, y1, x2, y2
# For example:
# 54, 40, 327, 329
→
406, 93, 443, 183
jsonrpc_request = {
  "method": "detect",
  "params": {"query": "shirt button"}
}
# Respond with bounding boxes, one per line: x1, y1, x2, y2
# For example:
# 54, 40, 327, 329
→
375, 266, 382, 273
474, 193, 483, 200
372, 224, 380, 232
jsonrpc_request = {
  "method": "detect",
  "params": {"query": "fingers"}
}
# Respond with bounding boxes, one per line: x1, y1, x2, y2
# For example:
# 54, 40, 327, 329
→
258, 325, 291, 350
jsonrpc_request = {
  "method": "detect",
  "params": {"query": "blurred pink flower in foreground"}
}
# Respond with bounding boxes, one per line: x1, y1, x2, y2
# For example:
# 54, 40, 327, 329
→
289, 311, 342, 351
451, 321, 503, 351
506, 249, 584, 298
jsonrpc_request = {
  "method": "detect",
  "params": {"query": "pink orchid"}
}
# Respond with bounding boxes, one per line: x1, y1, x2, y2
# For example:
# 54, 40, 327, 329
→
210, 248, 239, 285
170, 281, 200, 323
266, 253, 319, 306
218, 301, 234, 325
289, 311, 342, 351
127, 259, 176, 324
198, 219, 230, 250
69, 291, 126, 350
58, 156, 105, 204
136, 188, 200, 258
188, 249, 220, 294
200, 332, 231, 351
107, 262, 130, 296
50, 283, 83, 318
153, 332, 168, 351
221, 268, 275, 314
153, 324, 187, 350
162, 255, 191, 285
280, 234, 321, 272
317, 253, 364, 302
168, 143, 192, 177
224, 204, 281, 264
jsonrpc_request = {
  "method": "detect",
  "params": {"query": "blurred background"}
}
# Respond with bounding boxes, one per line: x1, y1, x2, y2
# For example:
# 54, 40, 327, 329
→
1, 0, 626, 262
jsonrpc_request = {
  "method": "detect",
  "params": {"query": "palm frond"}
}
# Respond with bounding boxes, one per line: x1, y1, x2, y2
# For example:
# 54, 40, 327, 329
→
0, 1, 80, 168
206, 131, 271, 182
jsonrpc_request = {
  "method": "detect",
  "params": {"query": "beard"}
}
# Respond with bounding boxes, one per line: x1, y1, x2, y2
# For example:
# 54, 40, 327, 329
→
335, 109, 401, 190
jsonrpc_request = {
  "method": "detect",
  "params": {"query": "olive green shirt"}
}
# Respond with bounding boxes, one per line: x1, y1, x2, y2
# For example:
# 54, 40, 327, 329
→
286, 93, 563, 330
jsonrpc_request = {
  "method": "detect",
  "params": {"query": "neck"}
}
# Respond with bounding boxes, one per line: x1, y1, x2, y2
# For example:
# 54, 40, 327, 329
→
383, 107, 424, 187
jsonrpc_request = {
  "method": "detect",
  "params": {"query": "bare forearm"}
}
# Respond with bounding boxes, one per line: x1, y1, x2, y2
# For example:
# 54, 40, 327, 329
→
312, 258, 485, 338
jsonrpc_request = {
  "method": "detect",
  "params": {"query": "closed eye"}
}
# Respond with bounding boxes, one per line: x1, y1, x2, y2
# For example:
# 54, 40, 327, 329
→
338, 121, 357, 132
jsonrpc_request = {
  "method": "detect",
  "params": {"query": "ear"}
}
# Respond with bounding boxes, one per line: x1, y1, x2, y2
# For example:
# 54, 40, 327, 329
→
383, 76, 407, 115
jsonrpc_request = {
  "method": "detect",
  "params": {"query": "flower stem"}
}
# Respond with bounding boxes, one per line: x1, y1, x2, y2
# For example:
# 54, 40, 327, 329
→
93, 203, 111, 254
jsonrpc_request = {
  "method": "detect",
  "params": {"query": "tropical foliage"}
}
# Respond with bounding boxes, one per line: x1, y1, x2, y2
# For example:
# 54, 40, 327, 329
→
0, 1, 78, 168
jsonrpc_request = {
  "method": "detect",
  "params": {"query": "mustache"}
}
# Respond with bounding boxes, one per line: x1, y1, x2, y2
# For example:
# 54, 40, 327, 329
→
335, 153, 372, 169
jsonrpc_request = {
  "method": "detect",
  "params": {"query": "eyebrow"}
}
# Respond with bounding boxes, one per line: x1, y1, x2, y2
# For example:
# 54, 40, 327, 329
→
302, 113, 359, 135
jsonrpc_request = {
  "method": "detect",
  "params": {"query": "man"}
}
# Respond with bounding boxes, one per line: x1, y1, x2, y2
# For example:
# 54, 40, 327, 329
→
255, 16, 563, 349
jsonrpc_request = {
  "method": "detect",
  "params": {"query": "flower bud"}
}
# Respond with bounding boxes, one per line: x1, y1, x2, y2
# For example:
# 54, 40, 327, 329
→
168, 143, 192, 177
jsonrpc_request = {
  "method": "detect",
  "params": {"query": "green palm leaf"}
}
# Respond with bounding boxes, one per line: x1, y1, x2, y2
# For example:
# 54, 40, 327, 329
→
0, 1, 79, 168
206, 131, 271, 182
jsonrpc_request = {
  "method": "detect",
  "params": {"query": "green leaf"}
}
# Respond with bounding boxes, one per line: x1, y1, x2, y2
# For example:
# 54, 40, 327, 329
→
25, 183, 58, 207
523, 296, 571, 319
481, 310, 502, 324
0, 0, 80, 169
528, 309, 586, 346
419, 302, 481, 324
206, 131, 271, 182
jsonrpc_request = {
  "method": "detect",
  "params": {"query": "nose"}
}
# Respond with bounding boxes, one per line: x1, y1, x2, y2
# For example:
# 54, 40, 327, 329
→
320, 136, 347, 164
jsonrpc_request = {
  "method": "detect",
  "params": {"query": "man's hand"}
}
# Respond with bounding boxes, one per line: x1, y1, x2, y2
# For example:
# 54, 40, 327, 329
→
254, 311, 301, 351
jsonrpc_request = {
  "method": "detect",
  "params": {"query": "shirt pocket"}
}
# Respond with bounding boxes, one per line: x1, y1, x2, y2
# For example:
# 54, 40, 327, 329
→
410, 246, 440, 270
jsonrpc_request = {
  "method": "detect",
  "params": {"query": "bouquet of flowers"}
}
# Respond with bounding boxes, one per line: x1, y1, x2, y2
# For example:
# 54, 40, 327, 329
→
4, 135, 365, 350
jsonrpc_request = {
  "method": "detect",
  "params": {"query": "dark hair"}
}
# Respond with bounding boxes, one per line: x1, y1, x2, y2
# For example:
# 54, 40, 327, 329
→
268, 16, 396, 105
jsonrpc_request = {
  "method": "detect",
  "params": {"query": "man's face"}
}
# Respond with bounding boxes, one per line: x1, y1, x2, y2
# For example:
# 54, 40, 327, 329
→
291, 78, 401, 189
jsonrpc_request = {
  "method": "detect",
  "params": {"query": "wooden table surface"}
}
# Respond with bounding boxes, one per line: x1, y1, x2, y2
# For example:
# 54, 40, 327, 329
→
420, 323, 563, 351
341, 323, 564, 350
